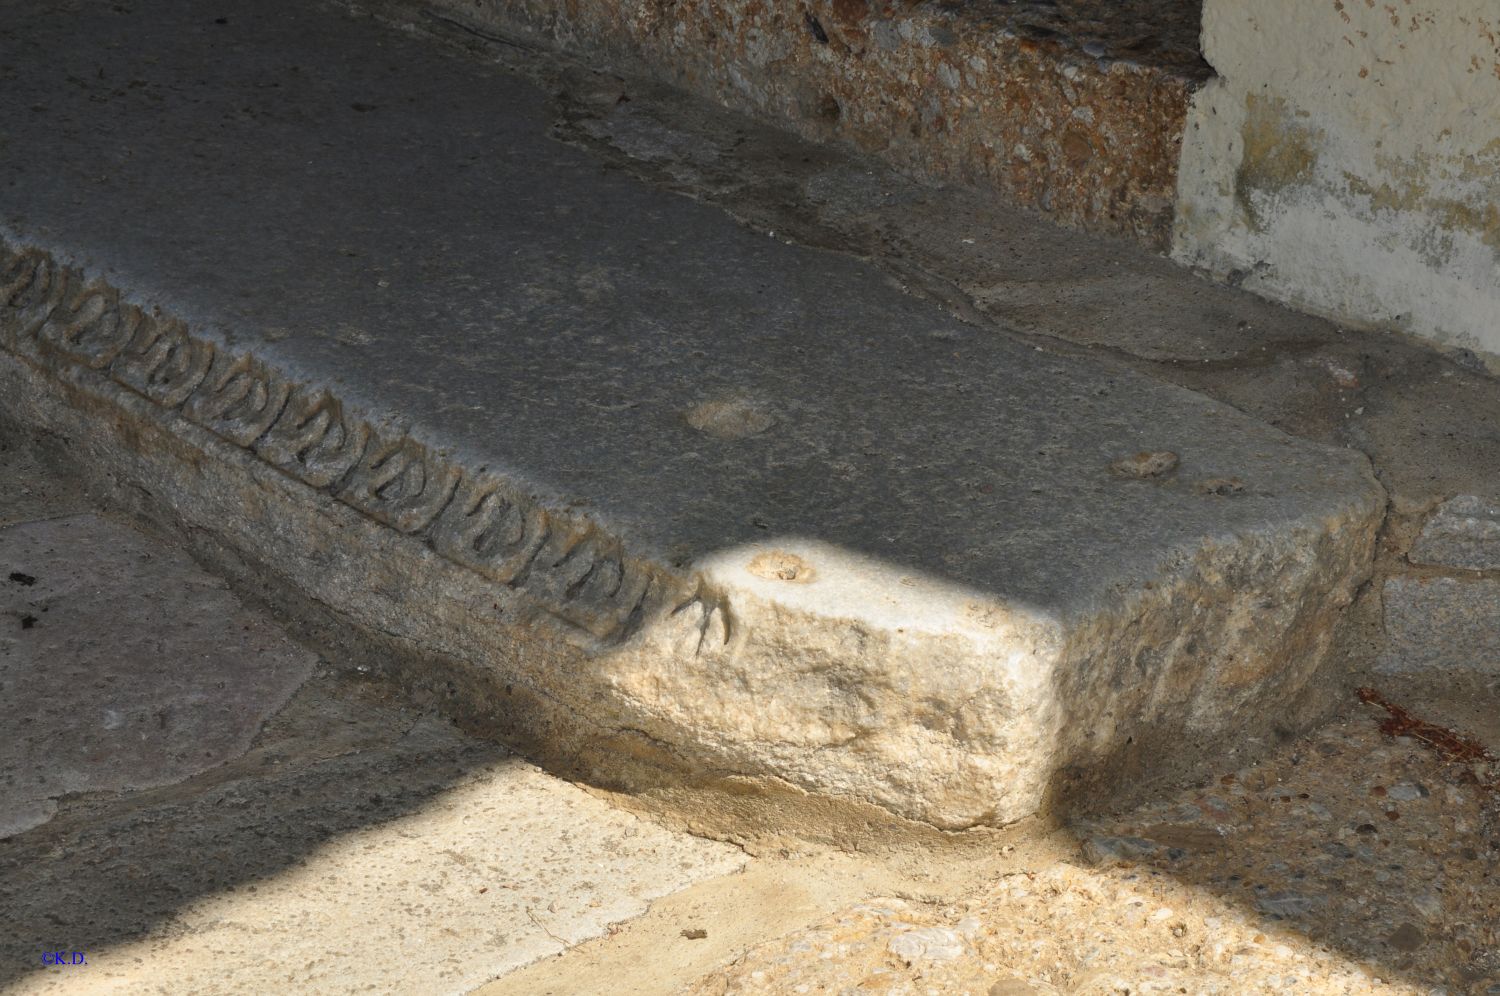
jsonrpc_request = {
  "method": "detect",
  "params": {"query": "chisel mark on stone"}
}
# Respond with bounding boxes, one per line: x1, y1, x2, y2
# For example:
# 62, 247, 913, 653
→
673, 584, 734, 655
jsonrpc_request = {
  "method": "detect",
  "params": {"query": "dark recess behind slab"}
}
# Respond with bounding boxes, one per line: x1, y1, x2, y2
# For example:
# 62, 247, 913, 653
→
380, 0, 1210, 247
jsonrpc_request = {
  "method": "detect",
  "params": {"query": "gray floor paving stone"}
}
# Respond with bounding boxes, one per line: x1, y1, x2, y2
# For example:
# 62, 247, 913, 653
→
3, 715, 745, 996
1377, 575, 1500, 677
0, 513, 318, 837
0, 0, 1383, 827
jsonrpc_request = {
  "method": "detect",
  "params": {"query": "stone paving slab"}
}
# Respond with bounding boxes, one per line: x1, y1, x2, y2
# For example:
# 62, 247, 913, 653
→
0, 0, 1382, 828
0, 513, 318, 837
3, 692, 745, 996
0, 430, 747, 996
1377, 576, 1500, 678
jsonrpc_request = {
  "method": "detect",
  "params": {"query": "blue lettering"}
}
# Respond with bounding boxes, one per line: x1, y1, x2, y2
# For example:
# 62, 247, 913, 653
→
40, 951, 84, 966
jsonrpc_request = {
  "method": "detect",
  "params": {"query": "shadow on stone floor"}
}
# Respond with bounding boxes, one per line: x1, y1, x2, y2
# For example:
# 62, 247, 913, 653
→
0, 667, 508, 991
685, 685, 1500, 993
1061, 681, 1500, 991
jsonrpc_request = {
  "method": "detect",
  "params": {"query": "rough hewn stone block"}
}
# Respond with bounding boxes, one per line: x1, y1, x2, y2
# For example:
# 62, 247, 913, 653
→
1378, 576, 1500, 677
1410, 495, 1500, 572
0, 0, 1381, 828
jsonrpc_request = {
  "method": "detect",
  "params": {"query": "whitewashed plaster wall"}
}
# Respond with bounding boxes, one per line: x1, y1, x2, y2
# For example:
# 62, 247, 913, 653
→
1175, 1, 1500, 360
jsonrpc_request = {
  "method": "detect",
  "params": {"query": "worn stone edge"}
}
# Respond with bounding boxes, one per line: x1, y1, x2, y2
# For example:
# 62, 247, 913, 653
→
0, 240, 731, 651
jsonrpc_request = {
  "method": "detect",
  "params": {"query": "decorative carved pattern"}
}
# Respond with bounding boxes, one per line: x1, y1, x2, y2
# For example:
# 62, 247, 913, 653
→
111, 314, 214, 408
256, 387, 368, 489
0, 248, 44, 312
338, 433, 461, 534
0, 249, 68, 351
431, 472, 553, 583
182, 349, 291, 447
0, 242, 700, 647
40, 282, 142, 369
516, 524, 663, 641
430, 474, 669, 640
557, 536, 659, 642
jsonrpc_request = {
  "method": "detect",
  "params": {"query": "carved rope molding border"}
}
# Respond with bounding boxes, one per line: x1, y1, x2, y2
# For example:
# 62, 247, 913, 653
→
0, 242, 732, 648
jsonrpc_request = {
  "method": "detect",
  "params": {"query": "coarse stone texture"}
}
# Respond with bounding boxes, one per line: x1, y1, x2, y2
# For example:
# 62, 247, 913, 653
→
0, 0, 1382, 829
686, 710, 1500, 993
1, 683, 746, 995
374, 0, 1209, 247
0, 513, 317, 838
509, 28, 1500, 509
1410, 495, 1500, 572
1377, 576, 1500, 677
0, 425, 89, 528
1174, 0, 1500, 362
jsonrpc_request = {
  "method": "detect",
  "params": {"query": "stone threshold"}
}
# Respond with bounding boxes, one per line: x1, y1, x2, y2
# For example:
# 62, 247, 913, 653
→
383, 0, 1212, 248
0, 0, 1376, 833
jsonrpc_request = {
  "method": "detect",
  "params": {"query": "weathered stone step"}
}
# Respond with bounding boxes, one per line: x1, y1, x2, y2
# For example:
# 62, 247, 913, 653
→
0, 0, 1379, 830
368, 0, 1211, 247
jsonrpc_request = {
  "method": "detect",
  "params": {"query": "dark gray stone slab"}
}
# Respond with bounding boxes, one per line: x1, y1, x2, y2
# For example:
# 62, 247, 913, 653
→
0, 514, 316, 837
0, 0, 1382, 826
